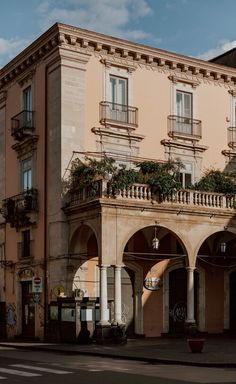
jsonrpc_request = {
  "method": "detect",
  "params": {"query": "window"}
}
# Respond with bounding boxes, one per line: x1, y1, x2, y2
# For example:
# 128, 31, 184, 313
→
176, 90, 193, 135
22, 158, 32, 191
21, 230, 31, 258
179, 163, 193, 188
109, 75, 128, 122
23, 86, 32, 127
110, 76, 128, 106
23, 86, 32, 111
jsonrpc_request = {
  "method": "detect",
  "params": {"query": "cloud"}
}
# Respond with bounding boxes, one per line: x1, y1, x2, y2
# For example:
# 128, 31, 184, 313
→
0, 37, 29, 68
37, 0, 153, 42
198, 39, 236, 60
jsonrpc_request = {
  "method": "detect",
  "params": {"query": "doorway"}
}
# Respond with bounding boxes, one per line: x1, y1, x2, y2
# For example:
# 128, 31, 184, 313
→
21, 281, 35, 337
230, 271, 236, 333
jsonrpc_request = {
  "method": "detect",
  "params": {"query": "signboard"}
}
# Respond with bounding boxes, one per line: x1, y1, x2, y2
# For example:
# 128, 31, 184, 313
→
32, 276, 43, 293
53, 286, 65, 297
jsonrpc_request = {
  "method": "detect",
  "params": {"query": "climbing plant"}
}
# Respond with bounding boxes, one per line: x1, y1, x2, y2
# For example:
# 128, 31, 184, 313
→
191, 169, 236, 195
68, 156, 183, 196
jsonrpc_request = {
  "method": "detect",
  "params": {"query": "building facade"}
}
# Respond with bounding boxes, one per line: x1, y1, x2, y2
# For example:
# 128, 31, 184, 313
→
1, 23, 236, 341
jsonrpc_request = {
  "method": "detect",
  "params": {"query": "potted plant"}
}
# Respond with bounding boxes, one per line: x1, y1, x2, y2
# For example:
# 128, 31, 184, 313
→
186, 323, 205, 353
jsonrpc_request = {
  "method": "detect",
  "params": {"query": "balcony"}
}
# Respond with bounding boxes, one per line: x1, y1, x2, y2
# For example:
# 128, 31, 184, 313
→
168, 115, 202, 140
11, 110, 35, 141
228, 127, 236, 148
100, 101, 138, 128
1, 189, 38, 228
66, 180, 236, 212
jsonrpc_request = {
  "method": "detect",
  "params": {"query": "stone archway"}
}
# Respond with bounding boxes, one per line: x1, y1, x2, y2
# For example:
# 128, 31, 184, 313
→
197, 230, 236, 334
122, 225, 188, 337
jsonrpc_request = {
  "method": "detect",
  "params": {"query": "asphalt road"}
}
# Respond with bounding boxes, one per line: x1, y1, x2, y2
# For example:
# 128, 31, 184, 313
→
0, 346, 235, 383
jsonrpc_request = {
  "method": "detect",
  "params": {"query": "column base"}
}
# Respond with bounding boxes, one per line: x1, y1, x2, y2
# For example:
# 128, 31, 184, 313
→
185, 321, 197, 336
95, 323, 112, 344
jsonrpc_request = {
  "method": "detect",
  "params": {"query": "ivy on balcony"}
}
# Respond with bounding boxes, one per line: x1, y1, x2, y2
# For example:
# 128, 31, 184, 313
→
67, 156, 183, 197
191, 169, 236, 196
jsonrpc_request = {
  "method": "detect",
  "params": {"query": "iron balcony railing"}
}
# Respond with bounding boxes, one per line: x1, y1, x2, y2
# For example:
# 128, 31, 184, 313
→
227, 126, 236, 148
11, 110, 35, 141
168, 115, 202, 140
100, 101, 138, 127
1, 188, 38, 228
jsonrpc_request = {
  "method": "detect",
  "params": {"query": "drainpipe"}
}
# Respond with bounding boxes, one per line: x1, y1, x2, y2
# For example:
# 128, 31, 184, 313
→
43, 65, 48, 341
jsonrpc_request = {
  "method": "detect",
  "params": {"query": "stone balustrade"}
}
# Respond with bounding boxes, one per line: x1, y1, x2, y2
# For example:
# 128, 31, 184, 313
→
68, 180, 236, 210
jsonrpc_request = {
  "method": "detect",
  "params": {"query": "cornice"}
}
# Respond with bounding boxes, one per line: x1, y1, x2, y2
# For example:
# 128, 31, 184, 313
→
91, 126, 145, 142
161, 139, 208, 153
2, 22, 236, 89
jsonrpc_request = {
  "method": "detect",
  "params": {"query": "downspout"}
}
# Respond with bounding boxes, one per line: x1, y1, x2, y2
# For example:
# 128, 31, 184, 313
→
43, 64, 48, 341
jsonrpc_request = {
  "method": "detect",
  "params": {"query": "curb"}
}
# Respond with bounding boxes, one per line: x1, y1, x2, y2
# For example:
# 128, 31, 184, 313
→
0, 343, 236, 368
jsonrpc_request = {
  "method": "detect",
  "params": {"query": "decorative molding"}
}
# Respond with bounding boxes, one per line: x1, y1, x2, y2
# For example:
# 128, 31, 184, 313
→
222, 149, 236, 158
168, 74, 200, 88
161, 139, 208, 153
12, 136, 39, 157
92, 126, 145, 143
18, 69, 36, 87
1, 23, 236, 89
100, 58, 137, 72
228, 89, 236, 97
0, 90, 7, 105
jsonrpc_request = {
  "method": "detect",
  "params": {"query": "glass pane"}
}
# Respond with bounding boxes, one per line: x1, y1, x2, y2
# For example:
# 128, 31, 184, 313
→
184, 93, 192, 118
23, 86, 32, 111
23, 169, 32, 190
118, 78, 127, 106
110, 77, 116, 105
176, 92, 183, 116
185, 173, 192, 188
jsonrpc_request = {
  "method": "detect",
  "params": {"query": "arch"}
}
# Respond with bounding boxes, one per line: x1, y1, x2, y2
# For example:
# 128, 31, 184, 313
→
120, 223, 189, 264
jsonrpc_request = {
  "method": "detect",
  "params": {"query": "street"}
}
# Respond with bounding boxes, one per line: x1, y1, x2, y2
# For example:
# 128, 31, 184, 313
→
0, 346, 235, 383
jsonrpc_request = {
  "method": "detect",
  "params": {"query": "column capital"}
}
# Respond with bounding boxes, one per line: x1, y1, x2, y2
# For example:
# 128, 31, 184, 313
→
98, 264, 110, 269
186, 266, 196, 272
114, 264, 125, 269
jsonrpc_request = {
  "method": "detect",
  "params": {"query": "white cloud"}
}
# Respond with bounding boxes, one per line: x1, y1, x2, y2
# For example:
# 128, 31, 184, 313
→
37, 0, 153, 41
0, 37, 29, 68
198, 39, 236, 61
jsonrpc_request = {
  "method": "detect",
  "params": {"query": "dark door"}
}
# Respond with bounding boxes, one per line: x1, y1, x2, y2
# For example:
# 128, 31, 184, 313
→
22, 281, 35, 337
230, 271, 236, 333
169, 268, 199, 335
0, 302, 6, 339
169, 268, 187, 335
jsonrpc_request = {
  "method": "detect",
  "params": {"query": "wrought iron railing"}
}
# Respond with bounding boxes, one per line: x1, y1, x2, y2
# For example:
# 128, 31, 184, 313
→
168, 115, 202, 139
11, 110, 35, 140
227, 126, 236, 148
100, 101, 138, 127
1, 189, 38, 228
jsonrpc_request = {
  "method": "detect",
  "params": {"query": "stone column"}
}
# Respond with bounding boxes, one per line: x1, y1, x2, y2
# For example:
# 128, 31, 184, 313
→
186, 266, 196, 324
114, 265, 123, 324
99, 264, 110, 325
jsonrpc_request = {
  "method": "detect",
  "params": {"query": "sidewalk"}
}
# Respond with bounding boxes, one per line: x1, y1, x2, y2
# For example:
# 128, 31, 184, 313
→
0, 336, 236, 368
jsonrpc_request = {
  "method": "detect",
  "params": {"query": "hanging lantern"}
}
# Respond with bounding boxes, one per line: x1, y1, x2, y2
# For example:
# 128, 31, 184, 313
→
220, 242, 226, 253
152, 225, 160, 250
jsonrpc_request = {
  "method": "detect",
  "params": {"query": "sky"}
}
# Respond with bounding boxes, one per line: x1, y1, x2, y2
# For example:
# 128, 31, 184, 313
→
1, 0, 236, 68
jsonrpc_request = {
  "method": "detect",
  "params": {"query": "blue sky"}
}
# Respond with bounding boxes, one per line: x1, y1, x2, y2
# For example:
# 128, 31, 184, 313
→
1, 0, 236, 68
